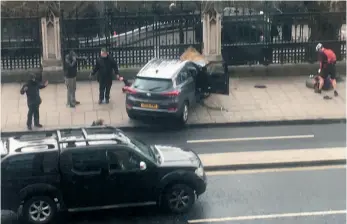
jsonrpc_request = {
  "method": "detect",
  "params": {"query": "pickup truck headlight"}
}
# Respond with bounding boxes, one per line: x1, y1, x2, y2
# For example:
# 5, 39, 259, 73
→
195, 166, 204, 178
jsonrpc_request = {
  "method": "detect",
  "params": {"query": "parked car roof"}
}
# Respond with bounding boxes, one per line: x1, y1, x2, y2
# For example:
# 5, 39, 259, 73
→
137, 58, 188, 79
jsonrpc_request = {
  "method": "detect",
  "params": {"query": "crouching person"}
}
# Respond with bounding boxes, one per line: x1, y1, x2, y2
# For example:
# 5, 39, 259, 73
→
20, 73, 49, 130
91, 119, 104, 126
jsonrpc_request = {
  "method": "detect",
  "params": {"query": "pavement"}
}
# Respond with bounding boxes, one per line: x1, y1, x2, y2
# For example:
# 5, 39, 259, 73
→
66, 166, 346, 224
1, 76, 346, 132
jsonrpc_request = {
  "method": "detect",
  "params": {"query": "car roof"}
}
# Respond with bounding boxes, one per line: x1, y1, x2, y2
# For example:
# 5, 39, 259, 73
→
136, 58, 189, 79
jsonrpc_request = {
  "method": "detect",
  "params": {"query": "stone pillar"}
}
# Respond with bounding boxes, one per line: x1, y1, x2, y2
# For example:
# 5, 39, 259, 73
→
41, 11, 63, 82
202, 7, 223, 62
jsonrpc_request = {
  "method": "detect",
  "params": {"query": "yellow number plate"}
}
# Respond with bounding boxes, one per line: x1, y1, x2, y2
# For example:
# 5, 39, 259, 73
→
140, 103, 158, 109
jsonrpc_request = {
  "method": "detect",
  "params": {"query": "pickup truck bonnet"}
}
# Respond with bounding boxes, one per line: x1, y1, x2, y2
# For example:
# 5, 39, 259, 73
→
154, 145, 200, 168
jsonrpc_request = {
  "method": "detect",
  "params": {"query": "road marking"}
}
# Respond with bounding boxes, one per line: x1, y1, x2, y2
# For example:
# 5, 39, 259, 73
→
187, 134, 314, 144
199, 147, 346, 168
188, 210, 347, 223
206, 165, 346, 176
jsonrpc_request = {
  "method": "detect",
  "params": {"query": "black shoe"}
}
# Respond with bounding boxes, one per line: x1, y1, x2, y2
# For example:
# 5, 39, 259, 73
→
69, 104, 76, 108
34, 124, 43, 128
105, 99, 110, 104
334, 90, 338, 97
27, 125, 32, 130
98, 100, 103, 104
75, 101, 80, 105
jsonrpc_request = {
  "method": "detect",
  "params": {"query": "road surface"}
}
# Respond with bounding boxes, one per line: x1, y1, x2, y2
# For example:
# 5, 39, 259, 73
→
67, 165, 346, 224
123, 123, 346, 154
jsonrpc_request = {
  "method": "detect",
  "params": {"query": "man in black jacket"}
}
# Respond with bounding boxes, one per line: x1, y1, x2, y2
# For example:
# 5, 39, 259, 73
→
90, 48, 120, 104
65, 50, 80, 108
20, 73, 48, 130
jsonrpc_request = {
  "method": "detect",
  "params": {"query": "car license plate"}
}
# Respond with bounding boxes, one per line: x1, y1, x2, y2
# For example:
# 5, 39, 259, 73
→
140, 103, 158, 109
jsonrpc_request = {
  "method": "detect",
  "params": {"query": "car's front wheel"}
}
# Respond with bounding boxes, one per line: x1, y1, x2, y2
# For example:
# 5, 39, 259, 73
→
21, 196, 57, 224
126, 110, 138, 120
162, 184, 196, 214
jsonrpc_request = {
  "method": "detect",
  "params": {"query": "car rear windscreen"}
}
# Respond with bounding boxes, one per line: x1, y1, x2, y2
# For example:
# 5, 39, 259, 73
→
133, 78, 173, 92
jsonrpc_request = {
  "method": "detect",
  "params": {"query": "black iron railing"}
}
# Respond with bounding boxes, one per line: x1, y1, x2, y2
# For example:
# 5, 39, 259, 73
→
60, 7, 202, 70
220, 9, 346, 66
2, 4, 346, 70
1, 17, 42, 70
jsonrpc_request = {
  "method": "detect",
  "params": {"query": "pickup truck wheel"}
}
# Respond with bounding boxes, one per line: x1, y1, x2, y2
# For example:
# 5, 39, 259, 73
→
22, 196, 57, 224
163, 184, 195, 214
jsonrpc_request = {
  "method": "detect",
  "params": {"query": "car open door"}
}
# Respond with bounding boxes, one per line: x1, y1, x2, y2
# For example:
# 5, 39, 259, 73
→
206, 63, 230, 95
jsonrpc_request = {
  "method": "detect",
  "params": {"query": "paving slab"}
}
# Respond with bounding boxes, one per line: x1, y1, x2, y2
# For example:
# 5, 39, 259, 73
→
1, 76, 346, 132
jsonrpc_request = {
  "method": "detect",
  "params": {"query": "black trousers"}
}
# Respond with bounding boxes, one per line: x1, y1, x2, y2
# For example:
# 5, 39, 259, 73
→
99, 80, 112, 101
322, 63, 336, 79
27, 104, 40, 126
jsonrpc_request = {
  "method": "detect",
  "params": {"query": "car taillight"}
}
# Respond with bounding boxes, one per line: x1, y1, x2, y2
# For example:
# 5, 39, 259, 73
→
161, 90, 180, 96
124, 86, 137, 94
168, 107, 178, 112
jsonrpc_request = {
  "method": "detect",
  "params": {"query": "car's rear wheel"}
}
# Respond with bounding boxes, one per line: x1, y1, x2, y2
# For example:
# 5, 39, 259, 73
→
162, 184, 195, 214
21, 196, 57, 224
179, 102, 189, 125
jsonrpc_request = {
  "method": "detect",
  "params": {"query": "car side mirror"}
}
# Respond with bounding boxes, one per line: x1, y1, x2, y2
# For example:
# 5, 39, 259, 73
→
139, 161, 147, 171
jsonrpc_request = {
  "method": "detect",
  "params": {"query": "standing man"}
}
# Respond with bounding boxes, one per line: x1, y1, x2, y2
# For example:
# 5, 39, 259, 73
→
89, 48, 120, 104
315, 43, 338, 96
20, 73, 48, 130
65, 50, 80, 108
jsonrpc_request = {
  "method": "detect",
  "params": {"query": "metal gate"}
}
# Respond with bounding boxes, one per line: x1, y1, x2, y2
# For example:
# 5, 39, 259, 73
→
60, 8, 202, 70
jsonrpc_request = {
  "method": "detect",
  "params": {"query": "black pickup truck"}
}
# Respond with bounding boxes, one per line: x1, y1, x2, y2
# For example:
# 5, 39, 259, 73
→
1, 126, 207, 224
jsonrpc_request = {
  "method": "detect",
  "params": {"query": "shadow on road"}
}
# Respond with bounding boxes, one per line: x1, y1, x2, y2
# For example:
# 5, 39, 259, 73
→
66, 206, 189, 224
124, 117, 188, 133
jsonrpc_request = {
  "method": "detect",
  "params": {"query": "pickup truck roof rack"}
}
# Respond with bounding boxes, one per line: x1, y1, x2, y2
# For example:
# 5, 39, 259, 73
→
56, 126, 125, 145
2, 126, 127, 154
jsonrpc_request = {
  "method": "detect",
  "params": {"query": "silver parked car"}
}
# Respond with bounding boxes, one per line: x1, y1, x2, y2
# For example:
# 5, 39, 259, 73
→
124, 58, 229, 124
